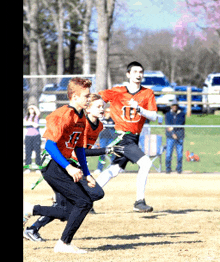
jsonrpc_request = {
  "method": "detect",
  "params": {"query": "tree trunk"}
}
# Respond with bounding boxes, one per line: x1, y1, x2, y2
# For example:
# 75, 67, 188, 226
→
82, 0, 93, 75
95, 0, 115, 92
57, 0, 64, 76
29, 0, 38, 106
38, 39, 47, 75
69, 34, 78, 74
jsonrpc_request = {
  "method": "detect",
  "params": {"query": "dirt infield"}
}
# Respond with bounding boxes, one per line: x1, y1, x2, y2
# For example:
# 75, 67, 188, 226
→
23, 171, 220, 262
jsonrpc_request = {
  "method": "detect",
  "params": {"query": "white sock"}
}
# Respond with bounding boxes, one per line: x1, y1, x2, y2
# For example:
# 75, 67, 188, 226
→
136, 155, 152, 201
96, 164, 121, 187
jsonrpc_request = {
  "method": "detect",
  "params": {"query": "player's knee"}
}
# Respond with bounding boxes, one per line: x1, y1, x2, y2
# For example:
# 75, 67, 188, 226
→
109, 164, 121, 178
92, 186, 105, 201
137, 155, 152, 169
76, 197, 93, 210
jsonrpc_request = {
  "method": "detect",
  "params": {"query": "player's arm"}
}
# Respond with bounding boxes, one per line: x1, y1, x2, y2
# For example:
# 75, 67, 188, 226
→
84, 146, 124, 157
99, 86, 120, 103
129, 90, 158, 121
75, 147, 96, 188
45, 140, 82, 183
129, 98, 157, 121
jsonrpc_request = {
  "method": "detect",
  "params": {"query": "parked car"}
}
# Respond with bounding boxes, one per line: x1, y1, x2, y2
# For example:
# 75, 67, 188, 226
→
56, 75, 96, 108
141, 71, 176, 113
202, 73, 220, 114
174, 86, 203, 114
39, 83, 58, 112
39, 75, 96, 112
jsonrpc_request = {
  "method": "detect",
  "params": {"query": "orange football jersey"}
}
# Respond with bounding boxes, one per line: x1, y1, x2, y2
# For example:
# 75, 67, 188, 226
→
83, 118, 103, 149
71, 117, 103, 161
43, 105, 86, 158
99, 86, 157, 134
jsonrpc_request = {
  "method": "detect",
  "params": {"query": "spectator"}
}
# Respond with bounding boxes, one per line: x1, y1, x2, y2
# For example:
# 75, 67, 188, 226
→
165, 100, 185, 174
94, 107, 116, 174
23, 105, 41, 173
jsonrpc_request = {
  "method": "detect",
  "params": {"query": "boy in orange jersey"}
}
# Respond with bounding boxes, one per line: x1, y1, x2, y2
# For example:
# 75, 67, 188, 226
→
96, 61, 158, 212
24, 94, 120, 242
24, 79, 104, 253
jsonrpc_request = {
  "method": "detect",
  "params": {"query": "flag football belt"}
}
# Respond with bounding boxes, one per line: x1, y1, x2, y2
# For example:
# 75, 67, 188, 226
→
25, 150, 81, 190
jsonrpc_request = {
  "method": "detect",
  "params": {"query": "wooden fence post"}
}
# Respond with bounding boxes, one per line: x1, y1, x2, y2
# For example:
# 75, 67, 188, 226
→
187, 86, 192, 117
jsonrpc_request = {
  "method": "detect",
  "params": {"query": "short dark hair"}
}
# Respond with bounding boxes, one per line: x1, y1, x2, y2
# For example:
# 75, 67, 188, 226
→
127, 61, 144, 72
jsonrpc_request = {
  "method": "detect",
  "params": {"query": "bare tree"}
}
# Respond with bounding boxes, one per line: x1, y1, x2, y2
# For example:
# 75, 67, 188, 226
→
95, 0, 115, 92
41, 0, 65, 75
82, 0, 93, 74
28, 0, 39, 106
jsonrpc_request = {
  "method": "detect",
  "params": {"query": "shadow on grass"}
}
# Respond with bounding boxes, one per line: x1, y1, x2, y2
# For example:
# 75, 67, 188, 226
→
156, 209, 216, 214
89, 239, 202, 251
82, 231, 198, 241
87, 232, 201, 252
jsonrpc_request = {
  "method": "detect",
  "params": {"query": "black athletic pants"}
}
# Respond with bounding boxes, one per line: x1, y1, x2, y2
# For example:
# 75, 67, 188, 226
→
33, 159, 104, 244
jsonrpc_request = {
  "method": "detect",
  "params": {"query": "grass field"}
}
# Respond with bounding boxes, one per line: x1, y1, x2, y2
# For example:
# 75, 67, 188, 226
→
23, 171, 220, 262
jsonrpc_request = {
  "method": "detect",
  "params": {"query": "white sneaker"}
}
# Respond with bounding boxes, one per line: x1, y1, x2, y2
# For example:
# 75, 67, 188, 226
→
54, 239, 87, 254
23, 202, 34, 226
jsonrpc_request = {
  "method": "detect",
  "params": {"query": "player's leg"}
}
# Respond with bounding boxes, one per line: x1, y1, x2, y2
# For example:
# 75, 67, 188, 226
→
24, 160, 93, 253
24, 192, 73, 242
23, 216, 51, 242
79, 176, 104, 202
96, 136, 107, 173
96, 163, 122, 187
118, 139, 153, 212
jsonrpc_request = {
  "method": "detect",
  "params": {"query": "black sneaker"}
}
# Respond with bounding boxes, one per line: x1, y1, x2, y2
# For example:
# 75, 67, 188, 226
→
23, 228, 46, 242
89, 207, 96, 214
133, 199, 153, 212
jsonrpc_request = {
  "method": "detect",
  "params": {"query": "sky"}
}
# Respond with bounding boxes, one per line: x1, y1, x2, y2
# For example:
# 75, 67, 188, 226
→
114, 0, 181, 32
89, 0, 182, 47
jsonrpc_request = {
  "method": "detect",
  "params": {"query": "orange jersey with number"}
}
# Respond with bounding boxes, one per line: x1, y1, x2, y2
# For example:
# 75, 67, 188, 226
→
83, 117, 103, 149
43, 105, 86, 158
71, 117, 103, 161
99, 86, 157, 134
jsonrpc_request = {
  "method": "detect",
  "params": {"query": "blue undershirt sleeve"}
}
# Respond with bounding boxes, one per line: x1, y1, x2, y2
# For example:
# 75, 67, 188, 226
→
75, 147, 91, 177
45, 140, 70, 169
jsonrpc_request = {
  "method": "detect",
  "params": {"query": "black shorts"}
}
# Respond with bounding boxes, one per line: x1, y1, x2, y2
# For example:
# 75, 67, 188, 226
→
112, 132, 145, 169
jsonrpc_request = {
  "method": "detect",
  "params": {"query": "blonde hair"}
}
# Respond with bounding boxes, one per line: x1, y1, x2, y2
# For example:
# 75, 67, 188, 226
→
85, 93, 102, 114
88, 93, 102, 104
67, 77, 92, 100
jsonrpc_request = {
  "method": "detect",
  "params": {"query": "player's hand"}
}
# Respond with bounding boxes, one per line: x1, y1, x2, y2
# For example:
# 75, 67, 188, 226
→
128, 98, 139, 109
65, 164, 83, 183
106, 145, 124, 157
86, 175, 96, 188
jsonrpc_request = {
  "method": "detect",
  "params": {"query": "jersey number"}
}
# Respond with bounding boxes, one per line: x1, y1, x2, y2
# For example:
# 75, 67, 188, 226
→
121, 106, 141, 123
65, 132, 81, 149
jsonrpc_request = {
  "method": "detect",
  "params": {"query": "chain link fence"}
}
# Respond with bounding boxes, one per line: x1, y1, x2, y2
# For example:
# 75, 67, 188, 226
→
23, 75, 220, 174
23, 122, 220, 173
23, 75, 96, 117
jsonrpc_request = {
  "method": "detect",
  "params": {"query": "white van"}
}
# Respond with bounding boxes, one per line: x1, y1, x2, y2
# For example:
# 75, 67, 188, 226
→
202, 73, 220, 113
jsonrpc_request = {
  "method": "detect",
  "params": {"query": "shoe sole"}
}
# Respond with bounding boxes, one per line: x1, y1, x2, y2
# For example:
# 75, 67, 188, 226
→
133, 207, 153, 212
23, 231, 45, 242
54, 248, 87, 254
23, 231, 35, 241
